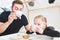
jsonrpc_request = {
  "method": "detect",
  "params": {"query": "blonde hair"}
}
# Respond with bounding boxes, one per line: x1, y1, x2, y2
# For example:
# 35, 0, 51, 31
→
34, 15, 47, 23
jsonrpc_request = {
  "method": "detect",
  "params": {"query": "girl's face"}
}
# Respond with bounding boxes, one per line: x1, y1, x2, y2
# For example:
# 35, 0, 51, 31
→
34, 18, 47, 29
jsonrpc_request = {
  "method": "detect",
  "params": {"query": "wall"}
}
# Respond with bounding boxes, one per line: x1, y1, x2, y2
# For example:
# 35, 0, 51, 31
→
27, 0, 60, 32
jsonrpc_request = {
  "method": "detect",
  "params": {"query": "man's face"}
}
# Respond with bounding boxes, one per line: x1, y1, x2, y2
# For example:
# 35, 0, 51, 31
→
12, 3, 24, 13
34, 18, 47, 29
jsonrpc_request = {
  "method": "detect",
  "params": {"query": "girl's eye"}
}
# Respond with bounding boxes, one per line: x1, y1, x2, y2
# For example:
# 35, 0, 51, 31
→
34, 23, 36, 25
38, 24, 40, 25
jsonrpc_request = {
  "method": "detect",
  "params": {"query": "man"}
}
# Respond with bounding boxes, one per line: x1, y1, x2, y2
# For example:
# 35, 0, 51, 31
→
0, 0, 32, 36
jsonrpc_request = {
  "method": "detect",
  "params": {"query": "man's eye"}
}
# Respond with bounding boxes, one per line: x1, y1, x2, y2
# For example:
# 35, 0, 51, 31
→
15, 7, 18, 10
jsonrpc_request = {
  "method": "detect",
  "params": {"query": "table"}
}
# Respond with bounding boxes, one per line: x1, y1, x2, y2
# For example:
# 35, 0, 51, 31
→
0, 33, 54, 40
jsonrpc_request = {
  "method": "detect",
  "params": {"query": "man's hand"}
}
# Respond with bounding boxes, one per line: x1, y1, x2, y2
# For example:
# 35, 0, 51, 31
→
8, 12, 17, 23
25, 25, 34, 34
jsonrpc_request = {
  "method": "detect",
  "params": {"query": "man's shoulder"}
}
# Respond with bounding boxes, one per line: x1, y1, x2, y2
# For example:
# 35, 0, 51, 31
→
0, 11, 11, 16
1, 11, 11, 14
0, 11, 11, 19
0, 11, 11, 22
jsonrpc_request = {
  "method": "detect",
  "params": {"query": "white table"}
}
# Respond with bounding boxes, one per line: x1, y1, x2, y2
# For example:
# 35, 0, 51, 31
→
0, 33, 54, 40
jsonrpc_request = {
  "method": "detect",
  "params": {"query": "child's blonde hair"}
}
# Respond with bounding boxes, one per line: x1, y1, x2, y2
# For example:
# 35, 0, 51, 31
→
34, 15, 47, 23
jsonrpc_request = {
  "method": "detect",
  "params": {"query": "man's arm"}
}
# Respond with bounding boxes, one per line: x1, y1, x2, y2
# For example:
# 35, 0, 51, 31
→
0, 22, 11, 34
22, 15, 33, 34
0, 12, 17, 34
25, 25, 32, 32
25, 25, 34, 34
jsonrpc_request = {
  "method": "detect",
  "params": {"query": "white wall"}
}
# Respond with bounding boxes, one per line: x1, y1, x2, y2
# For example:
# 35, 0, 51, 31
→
0, 0, 14, 10
29, 8, 60, 31
26, 0, 60, 10
27, 0, 60, 32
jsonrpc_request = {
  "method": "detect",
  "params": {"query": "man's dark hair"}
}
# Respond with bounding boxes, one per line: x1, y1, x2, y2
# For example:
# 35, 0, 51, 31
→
12, 0, 23, 7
